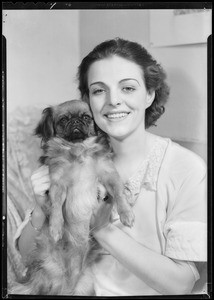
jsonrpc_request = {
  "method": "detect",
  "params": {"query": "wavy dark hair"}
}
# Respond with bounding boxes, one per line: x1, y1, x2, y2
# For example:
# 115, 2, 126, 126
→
77, 38, 170, 128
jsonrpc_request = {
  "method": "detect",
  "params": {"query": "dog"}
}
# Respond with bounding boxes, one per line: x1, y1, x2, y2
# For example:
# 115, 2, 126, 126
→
12, 99, 134, 295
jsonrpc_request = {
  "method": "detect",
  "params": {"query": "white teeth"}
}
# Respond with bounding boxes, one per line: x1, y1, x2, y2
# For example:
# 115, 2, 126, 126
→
106, 112, 129, 119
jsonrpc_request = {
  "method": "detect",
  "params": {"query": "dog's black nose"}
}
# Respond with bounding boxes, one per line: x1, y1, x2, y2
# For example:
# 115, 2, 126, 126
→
72, 118, 81, 125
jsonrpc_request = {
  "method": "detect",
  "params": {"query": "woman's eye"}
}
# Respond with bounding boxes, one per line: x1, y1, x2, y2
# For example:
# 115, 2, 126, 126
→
122, 86, 136, 92
91, 89, 105, 95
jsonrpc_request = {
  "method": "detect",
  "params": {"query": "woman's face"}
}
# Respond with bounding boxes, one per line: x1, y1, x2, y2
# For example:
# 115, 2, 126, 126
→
87, 55, 154, 140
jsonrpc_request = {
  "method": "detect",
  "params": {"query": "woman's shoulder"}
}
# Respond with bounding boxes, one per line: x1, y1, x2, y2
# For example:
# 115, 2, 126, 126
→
169, 139, 206, 169
156, 136, 207, 178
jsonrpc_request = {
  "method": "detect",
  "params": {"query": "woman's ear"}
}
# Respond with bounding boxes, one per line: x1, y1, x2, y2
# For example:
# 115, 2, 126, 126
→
145, 91, 155, 109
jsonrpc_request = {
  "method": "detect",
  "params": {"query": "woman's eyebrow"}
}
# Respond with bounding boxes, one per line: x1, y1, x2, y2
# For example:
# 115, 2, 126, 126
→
89, 81, 105, 87
119, 78, 140, 85
90, 78, 140, 87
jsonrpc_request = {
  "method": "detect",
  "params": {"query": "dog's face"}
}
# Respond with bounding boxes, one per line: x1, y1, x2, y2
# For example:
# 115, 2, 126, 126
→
35, 100, 96, 142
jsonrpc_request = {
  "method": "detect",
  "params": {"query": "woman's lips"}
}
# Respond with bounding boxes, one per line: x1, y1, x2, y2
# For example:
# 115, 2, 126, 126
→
104, 112, 130, 120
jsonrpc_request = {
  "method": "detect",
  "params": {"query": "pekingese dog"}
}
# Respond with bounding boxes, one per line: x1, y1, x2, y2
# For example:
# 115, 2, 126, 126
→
12, 99, 134, 295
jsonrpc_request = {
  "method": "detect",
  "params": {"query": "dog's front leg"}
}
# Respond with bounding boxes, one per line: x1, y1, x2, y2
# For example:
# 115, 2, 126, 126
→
49, 183, 67, 242
98, 161, 134, 227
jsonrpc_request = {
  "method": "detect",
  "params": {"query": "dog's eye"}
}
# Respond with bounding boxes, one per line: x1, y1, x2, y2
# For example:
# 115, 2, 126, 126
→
82, 115, 92, 122
59, 117, 68, 124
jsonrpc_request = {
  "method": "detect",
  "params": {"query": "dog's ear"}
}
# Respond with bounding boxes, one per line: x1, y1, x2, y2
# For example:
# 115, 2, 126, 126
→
34, 107, 55, 141
95, 124, 111, 149
94, 123, 109, 139
88, 121, 96, 137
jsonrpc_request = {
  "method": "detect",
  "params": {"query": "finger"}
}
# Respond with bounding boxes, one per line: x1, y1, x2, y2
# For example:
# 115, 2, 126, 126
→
104, 202, 113, 216
31, 180, 50, 189
102, 200, 113, 209
31, 171, 49, 182
31, 166, 49, 179
34, 182, 50, 190
33, 183, 50, 196
92, 200, 103, 216
31, 172, 50, 183
31, 179, 50, 187
97, 201, 113, 218
38, 165, 49, 172
34, 165, 49, 174
92, 201, 111, 218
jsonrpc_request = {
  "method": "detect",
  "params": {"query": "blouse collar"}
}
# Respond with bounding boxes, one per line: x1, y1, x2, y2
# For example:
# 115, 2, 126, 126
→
124, 137, 169, 203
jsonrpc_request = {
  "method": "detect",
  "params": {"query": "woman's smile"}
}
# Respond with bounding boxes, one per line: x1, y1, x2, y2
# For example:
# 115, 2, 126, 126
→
104, 111, 131, 121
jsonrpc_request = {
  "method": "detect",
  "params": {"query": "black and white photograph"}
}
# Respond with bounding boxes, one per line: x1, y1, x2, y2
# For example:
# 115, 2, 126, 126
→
2, 2, 212, 298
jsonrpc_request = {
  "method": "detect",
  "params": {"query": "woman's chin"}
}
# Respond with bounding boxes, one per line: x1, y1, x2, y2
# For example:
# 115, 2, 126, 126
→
105, 128, 130, 141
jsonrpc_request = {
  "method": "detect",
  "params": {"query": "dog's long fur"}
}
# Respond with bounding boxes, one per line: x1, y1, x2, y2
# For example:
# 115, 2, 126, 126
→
11, 100, 134, 295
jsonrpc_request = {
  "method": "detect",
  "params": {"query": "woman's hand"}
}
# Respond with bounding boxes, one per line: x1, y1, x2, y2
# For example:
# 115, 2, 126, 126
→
31, 165, 50, 205
31, 165, 50, 197
90, 199, 113, 235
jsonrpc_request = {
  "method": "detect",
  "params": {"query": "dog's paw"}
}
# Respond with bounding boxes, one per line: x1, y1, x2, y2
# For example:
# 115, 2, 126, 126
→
119, 210, 135, 228
124, 187, 137, 207
49, 224, 63, 242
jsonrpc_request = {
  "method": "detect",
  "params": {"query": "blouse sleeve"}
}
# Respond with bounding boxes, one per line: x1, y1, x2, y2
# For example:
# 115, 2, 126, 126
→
163, 151, 207, 262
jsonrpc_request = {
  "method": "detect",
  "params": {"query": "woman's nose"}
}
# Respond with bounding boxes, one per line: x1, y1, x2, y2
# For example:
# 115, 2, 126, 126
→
107, 89, 122, 106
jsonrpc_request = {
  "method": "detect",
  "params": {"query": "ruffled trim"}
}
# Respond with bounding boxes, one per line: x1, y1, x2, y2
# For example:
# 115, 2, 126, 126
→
124, 137, 169, 204
164, 221, 207, 261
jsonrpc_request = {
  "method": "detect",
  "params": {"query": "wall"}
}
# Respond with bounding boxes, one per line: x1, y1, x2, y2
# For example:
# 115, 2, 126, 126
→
79, 9, 208, 161
79, 10, 150, 59
3, 10, 81, 113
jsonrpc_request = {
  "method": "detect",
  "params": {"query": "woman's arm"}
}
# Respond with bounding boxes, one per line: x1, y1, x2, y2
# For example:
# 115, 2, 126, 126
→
94, 224, 196, 295
17, 166, 50, 262
18, 203, 46, 262
91, 202, 196, 295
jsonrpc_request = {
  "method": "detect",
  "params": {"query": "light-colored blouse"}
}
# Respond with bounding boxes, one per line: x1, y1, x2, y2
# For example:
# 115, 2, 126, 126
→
92, 136, 207, 296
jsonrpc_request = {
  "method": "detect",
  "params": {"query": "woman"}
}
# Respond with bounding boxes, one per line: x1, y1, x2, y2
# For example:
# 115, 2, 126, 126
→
16, 38, 207, 296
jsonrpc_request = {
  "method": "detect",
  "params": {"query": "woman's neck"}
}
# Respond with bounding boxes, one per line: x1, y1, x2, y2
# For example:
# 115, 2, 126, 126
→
109, 130, 157, 182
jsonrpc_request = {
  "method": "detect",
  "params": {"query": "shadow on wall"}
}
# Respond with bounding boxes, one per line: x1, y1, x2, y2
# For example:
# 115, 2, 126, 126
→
173, 140, 207, 162
149, 66, 207, 162
170, 66, 207, 163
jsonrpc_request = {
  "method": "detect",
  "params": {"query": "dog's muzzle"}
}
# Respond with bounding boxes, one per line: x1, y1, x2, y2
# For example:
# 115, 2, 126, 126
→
65, 124, 88, 142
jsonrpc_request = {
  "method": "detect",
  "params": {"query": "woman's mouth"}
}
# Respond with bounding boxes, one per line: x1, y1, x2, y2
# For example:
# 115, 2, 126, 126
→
104, 112, 130, 120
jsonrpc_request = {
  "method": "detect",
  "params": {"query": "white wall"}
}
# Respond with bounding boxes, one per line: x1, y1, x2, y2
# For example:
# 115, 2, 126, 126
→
79, 10, 150, 59
79, 9, 209, 161
3, 10, 81, 112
